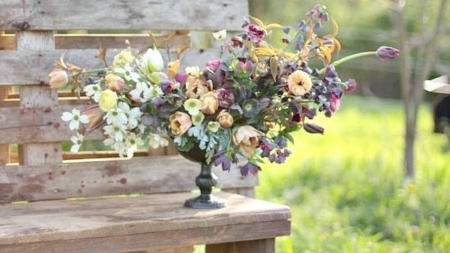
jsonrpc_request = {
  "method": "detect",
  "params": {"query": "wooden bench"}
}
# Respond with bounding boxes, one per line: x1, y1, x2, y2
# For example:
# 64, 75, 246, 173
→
0, 1, 291, 253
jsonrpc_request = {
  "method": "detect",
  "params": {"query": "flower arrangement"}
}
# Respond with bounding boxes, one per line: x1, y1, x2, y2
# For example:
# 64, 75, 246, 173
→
49, 4, 399, 176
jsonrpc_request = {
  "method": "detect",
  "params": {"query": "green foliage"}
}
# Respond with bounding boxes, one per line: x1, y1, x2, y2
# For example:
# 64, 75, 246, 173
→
257, 95, 450, 252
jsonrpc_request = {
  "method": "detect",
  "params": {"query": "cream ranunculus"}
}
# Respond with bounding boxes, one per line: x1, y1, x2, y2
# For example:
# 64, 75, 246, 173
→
287, 70, 312, 96
217, 110, 234, 128
200, 91, 219, 115
105, 73, 125, 91
48, 68, 68, 89
169, 112, 193, 136
141, 47, 164, 73
233, 125, 264, 157
98, 89, 118, 112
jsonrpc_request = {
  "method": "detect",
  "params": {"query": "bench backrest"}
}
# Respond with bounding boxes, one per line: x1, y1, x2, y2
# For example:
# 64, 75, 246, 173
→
0, 0, 256, 204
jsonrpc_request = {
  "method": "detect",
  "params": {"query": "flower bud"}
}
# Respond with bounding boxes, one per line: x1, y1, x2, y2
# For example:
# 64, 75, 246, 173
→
141, 47, 164, 73
376, 46, 400, 60
98, 89, 118, 112
105, 73, 125, 91
200, 91, 219, 115
48, 68, 68, 89
217, 110, 234, 128
82, 105, 105, 132
303, 122, 324, 134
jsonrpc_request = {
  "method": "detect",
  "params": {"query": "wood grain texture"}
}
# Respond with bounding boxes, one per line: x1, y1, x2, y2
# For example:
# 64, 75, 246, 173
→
0, 156, 258, 202
15, 31, 63, 168
0, 45, 223, 85
0, 33, 190, 50
0, 192, 290, 253
206, 239, 275, 253
0, 0, 248, 31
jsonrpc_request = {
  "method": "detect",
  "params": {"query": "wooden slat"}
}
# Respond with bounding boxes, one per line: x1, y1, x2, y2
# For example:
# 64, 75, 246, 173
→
0, 33, 190, 50
0, 45, 223, 85
15, 31, 63, 168
0, 0, 248, 31
0, 156, 258, 202
0, 192, 290, 253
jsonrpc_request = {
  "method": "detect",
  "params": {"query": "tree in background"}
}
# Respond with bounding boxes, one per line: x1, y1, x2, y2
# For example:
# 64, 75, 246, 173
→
392, 0, 449, 180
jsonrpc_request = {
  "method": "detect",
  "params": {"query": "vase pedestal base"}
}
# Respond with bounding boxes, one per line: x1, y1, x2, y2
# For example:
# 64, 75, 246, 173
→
184, 194, 227, 209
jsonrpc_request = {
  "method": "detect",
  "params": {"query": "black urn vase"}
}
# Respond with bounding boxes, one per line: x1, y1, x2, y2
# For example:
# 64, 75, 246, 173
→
177, 146, 227, 209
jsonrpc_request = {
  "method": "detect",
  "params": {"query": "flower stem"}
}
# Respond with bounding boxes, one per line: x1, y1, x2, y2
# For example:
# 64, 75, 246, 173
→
317, 51, 377, 75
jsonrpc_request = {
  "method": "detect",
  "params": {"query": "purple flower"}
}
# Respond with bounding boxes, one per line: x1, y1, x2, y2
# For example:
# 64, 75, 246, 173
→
160, 80, 174, 95
240, 162, 261, 176
205, 59, 221, 72
344, 79, 357, 92
216, 88, 235, 108
174, 72, 188, 84
245, 24, 266, 43
214, 152, 231, 171
376, 46, 400, 60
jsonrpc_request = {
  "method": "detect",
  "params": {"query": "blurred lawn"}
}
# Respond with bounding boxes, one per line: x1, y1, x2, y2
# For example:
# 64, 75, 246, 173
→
257, 95, 450, 253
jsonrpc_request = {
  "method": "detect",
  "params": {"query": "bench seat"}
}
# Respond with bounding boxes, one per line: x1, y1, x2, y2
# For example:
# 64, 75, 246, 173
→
0, 192, 291, 253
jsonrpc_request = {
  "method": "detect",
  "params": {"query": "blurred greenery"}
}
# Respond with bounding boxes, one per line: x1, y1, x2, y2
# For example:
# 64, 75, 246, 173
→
249, 0, 450, 98
256, 95, 449, 252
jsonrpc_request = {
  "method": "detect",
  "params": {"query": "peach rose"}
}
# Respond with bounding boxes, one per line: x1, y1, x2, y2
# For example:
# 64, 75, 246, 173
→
169, 112, 193, 136
233, 125, 264, 156
200, 92, 219, 115
287, 70, 312, 96
185, 76, 213, 98
217, 110, 234, 128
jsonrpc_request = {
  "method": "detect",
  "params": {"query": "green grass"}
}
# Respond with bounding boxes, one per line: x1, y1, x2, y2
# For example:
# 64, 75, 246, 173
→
257, 95, 450, 253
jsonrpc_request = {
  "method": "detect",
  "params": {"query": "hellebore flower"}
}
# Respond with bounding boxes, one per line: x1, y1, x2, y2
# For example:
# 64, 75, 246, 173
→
184, 98, 202, 116
214, 152, 232, 171
376, 46, 400, 60
242, 99, 259, 118
191, 112, 205, 126
240, 162, 261, 176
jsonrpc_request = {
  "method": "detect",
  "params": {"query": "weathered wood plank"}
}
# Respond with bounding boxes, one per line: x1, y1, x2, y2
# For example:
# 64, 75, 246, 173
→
0, 33, 190, 50
15, 31, 63, 167
0, 0, 248, 31
0, 192, 290, 252
206, 239, 275, 253
0, 45, 222, 85
0, 156, 258, 202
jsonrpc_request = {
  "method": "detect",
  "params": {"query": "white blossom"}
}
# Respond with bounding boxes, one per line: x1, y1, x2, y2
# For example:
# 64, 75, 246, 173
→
61, 108, 89, 130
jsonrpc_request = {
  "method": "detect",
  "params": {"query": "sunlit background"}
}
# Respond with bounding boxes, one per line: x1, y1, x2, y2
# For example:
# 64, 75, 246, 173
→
246, 0, 450, 252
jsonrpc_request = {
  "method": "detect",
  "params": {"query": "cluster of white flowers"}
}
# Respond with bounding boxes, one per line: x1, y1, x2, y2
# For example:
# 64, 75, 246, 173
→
60, 47, 171, 157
